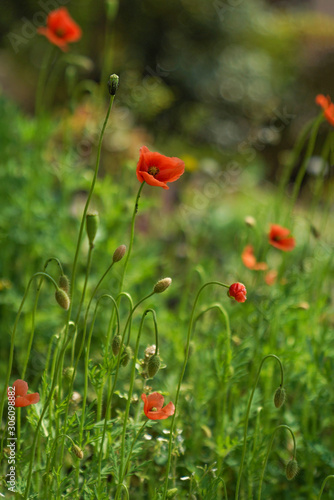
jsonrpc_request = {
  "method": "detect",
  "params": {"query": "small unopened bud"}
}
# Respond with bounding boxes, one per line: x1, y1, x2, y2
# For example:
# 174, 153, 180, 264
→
113, 245, 126, 263
153, 277, 172, 294
121, 345, 132, 367
112, 335, 122, 356
86, 212, 99, 247
72, 444, 84, 460
108, 74, 119, 96
148, 354, 161, 378
55, 288, 70, 310
59, 275, 70, 294
274, 386, 286, 409
286, 459, 298, 480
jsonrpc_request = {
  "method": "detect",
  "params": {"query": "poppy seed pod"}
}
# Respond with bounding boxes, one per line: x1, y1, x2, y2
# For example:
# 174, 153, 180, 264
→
113, 245, 126, 263
112, 335, 122, 356
108, 74, 119, 96
286, 459, 298, 480
58, 275, 70, 294
121, 345, 133, 367
153, 277, 172, 294
72, 444, 84, 460
148, 354, 161, 378
274, 386, 286, 409
86, 212, 99, 247
55, 288, 70, 310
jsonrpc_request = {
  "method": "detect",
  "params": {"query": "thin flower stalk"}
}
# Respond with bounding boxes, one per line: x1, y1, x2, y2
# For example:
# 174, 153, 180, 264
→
163, 281, 230, 499
194, 303, 232, 473
115, 309, 158, 497
318, 475, 334, 500
235, 354, 285, 500
258, 424, 297, 499
97, 291, 155, 491
23, 323, 74, 499
75, 294, 120, 489
0, 271, 60, 423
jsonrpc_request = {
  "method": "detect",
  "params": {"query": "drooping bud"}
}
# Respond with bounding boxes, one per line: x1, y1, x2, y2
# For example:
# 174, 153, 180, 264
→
274, 386, 286, 409
113, 245, 126, 263
86, 212, 99, 247
59, 275, 70, 294
112, 335, 122, 356
148, 354, 161, 378
285, 459, 298, 480
72, 444, 84, 460
108, 74, 119, 96
55, 288, 70, 310
121, 345, 132, 367
153, 277, 172, 294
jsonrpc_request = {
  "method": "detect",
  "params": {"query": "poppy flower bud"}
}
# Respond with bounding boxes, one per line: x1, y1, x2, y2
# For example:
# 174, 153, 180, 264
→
55, 288, 70, 310
153, 277, 172, 294
58, 274, 70, 294
148, 354, 161, 378
228, 283, 247, 303
108, 74, 119, 96
145, 345, 157, 359
86, 212, 99, 247
285, 459, 298, 480
121, 345, 133, 367
72, 444, 84, 460
274, 386, 286, 408
112, 334, 122, 356
113, 245, 126, 263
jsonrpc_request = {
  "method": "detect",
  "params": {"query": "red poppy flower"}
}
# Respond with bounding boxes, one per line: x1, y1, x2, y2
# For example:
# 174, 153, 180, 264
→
315, 94, 334, 127
141, 392, 175, 420
38, 8, 82, 52
269, 224, 295, 251
136, 146, 185, 190
8, 380, 40, 408
228, 282, 247, 303
242, 245, 268, 271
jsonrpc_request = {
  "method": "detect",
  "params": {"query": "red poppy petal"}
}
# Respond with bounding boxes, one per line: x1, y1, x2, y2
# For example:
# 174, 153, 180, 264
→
12, 379, 28, 397
316, 94, 331, 110
140, 171, 169, 189
25, 393, 40, 405
162, 401, 175, 417
146, 392, 164, 411
156, 164, 185, 183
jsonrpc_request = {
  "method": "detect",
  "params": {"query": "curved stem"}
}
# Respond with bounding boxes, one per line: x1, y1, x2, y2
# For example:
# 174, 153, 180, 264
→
162, 281, 230, 499
116, 310, 156, 497
235, 354, 284, 500
257, 424, 296, 500
74, 244, 94, 326
318, 475, 334, 500
23, 324, 73, 499
97, 291, 155, 490
0, 271, 60, 423
35, 45, 56, 117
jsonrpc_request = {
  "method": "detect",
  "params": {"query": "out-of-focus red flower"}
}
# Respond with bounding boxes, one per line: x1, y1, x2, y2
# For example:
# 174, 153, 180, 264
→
265, 269, 278, 286
136, 146, 185, 190
315, 94, 334, 127
269, 224, 295, 251
38, 8, 82, 51
141, 392, 175, 420
242, 245, 268, 271
8, 380, 40, 408
228, 283, 247, 303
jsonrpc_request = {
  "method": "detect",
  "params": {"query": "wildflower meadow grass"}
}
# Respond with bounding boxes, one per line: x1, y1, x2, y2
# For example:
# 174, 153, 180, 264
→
1, 5, 334, 500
